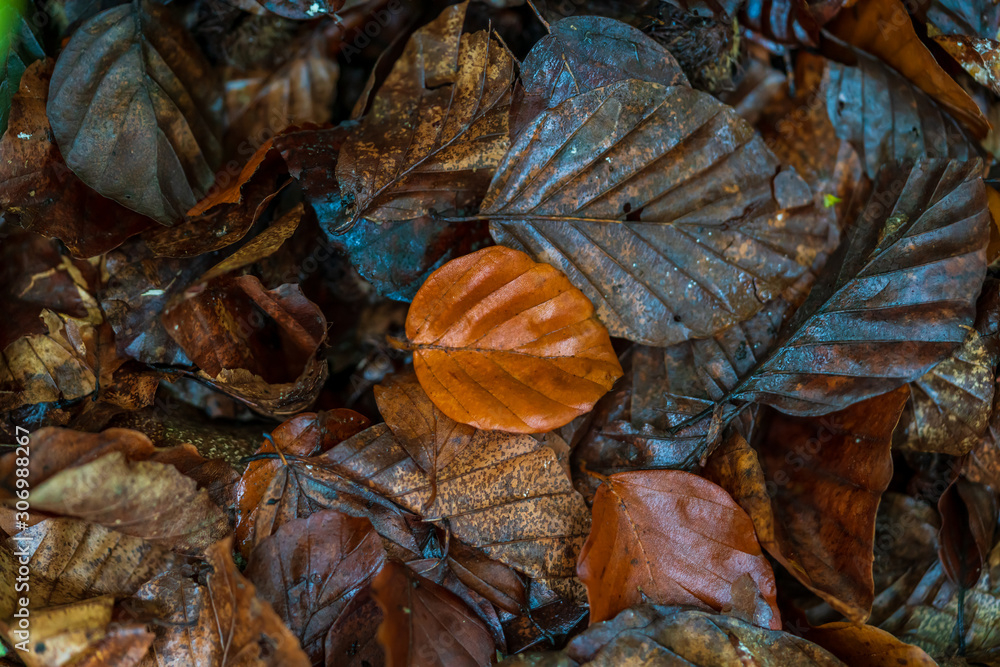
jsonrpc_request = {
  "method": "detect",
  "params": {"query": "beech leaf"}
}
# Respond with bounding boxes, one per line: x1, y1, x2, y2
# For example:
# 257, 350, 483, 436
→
406, 245, 622, 434
577, 469, 780, 628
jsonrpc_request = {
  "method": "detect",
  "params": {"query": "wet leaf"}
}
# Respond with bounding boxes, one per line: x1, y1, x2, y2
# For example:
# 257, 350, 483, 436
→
706, 387, 908, 623
335, 1, 516, 228
245, 510, 386, 663
825, 49, 980, 178
135, 537, 311, 666
577, 469, 780, 628
252, 0, 341, 20
725, 159, 989, 417
374, 371, 475, 501
499, 605, 846, 666
483, 76, 827, 347
47, 0, 223, 224
324, 586, 385, 667
405, 245, 622, 433
372, 560, 496, 667
937, 477, 998, 589
513, 15, 688, 135
923, 0, 1000, 39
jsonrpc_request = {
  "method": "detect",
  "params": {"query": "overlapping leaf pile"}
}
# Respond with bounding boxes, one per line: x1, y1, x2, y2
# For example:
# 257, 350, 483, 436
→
2, 0, 1000, 665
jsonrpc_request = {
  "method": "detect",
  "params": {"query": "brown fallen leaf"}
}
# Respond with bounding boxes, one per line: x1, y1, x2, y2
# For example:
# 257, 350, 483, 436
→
937, 477, 998, 590
46, 0, 223, 224
372, 560, 496, 667
20, 451, 229, 555
806, 622, 938, 667
499, 605, 846, 666
324, 422, 592, 601
134, 536, 310, 666
374, 371, 475, 501
0, 596, 153, 667
405, 245, 622, 434
1, 518, 182, 609
577, 469, 780, 628
705, 387, 908, 623
894, 329, 996, 456
934, 34, 1000, 96
335, 1, 516, 228
324, 586, 385, 667
244, 510, 386, 663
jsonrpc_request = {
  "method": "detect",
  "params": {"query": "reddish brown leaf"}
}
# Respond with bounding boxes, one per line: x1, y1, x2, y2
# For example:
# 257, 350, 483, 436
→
577, 470, 780, 628
162, 275, 328, 417
324, 586, 385, 667
937, 477, 998, 589
372, 561, 495, 667
245, 510, 387, 663
406, 245, 622, 433
706, 387, 908, 623
233, 409, 370, 555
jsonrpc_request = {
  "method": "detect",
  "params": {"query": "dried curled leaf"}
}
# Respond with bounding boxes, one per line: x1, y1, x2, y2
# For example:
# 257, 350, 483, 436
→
406, 245, 622, 434
372, 561, 496, 667
335, 1, 516, 228
499, 605, 846, 666
727, 159, 989, 416
47, 0, 223, 224
162, 275, 328, 417
577, 470, 780, 628
484, 77, 827, 347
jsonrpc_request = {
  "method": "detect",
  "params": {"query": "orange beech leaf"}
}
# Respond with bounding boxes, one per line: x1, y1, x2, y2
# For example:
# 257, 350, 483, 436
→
372, 561, 496, 667
805, 623, 937, 667
576, 469, 780, 628
406, 245, 623, 433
